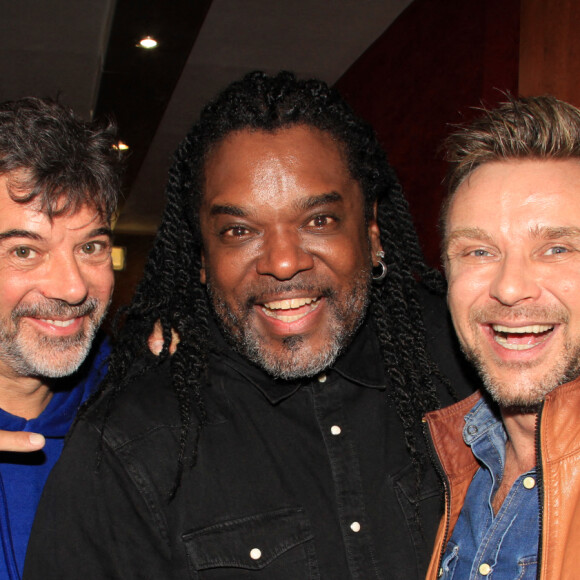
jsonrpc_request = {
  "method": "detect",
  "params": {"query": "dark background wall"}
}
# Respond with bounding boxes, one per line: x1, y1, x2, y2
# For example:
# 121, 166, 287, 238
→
111, 0, 580, 313
336, 0, 520, 268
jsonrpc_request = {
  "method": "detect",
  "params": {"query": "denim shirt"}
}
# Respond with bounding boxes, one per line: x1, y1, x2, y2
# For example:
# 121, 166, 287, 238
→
440, 398, 539, 580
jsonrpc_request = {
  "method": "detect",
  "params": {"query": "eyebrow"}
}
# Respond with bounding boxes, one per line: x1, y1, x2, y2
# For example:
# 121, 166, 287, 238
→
208, 191, 344, 218
445, 225, 580, 250
0, 229, 43, 242
88, 227, 113, 239
297, 191, 343, 211
529, 225, 580, 239
0, 226, 113, 243
209, 204, 247, 218
445, 227, 494, 248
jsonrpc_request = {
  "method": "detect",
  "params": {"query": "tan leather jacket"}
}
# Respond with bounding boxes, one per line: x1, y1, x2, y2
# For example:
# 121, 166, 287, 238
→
423, 377, 580, 580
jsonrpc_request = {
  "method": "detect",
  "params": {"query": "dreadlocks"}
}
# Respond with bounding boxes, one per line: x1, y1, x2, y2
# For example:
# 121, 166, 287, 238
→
93, 70, 453, 492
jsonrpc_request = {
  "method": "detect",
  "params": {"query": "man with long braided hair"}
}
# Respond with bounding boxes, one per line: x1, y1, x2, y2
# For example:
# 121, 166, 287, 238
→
26, 72, 475, 579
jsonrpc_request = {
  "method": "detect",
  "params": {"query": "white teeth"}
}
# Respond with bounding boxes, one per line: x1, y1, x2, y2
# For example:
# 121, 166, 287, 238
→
43, 319, 75, 328
261, 298, 321, 322
493, 335, 538, 350
492, 324, 553, 334
263, 297, 318, 310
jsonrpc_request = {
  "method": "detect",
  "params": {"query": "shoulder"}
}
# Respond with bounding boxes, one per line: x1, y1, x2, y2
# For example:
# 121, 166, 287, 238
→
79, 356, 182, 452
61, 356, 186, 499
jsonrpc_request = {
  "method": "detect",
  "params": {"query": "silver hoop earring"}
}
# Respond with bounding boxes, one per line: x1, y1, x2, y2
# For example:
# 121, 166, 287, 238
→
372, 250, 387, 282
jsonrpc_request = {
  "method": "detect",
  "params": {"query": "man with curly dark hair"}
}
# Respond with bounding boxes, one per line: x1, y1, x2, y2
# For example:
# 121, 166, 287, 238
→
0, 96, 121, 580
26, 72, 475, 579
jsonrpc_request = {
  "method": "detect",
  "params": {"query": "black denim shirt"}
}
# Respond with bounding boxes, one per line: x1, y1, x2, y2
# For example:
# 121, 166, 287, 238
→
25, 291, 477, 580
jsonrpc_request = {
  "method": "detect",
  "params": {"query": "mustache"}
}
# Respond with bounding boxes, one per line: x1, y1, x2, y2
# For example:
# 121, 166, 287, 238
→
12, 298, 98, 321
469, 303, 569, 325
243, 283, 335, 308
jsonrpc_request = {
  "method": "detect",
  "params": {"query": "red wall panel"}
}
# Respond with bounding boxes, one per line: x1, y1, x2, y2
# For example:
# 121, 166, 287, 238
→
336, 0, 520, 267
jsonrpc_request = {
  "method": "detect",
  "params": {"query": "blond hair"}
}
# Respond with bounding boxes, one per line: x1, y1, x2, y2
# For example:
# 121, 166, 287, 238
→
441, 95, 580, 235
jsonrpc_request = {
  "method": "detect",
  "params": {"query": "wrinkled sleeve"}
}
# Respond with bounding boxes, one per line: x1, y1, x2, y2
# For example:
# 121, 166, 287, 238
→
22, 417, 174, 580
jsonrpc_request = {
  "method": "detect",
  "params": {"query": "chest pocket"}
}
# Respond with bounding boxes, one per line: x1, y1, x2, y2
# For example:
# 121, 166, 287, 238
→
182, 507, 320, 579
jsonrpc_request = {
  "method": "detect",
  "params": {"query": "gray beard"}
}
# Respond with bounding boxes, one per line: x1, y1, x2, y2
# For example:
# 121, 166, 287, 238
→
0, 298, 106, 378
459, 303, 580, 410
208, 274, 371, 380
460, 336, 580, 411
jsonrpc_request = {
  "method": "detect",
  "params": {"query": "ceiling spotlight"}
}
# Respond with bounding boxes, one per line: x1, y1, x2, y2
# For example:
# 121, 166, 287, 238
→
139, 36, 158, 49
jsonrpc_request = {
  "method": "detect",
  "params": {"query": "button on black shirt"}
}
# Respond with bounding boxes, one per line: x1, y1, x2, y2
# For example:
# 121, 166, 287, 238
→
25, 293, 476, 580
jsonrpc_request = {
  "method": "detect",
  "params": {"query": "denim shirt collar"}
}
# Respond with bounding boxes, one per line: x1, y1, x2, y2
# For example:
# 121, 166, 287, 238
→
462, 398, 507, 487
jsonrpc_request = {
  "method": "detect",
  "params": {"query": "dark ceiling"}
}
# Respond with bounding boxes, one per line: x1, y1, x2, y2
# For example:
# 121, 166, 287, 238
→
0, 0, 411, 235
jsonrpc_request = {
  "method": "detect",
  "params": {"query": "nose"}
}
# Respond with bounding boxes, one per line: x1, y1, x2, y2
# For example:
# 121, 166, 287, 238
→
490, 253, 541, 306
255, 229, 314, 280
40, 252, 89, 305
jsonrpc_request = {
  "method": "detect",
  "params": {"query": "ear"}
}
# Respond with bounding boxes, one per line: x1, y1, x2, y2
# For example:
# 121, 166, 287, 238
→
200, 251, 207, 285
367, 201, 383, 264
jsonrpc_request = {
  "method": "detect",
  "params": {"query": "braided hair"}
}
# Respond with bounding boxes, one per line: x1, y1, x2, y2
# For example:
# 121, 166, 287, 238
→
91, 71, 453, 495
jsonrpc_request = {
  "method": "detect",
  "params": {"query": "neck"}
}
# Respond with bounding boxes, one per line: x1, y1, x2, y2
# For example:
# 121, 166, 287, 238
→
490, 407, 538, 514
500, 408, 537, 474
0, 374, 52, 420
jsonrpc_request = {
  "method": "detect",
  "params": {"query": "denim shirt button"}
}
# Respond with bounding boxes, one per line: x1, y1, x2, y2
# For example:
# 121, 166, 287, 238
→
350, 521, 361, 532
249, 548, 262, 560
523, 476, 536, 489
478, 562, 492, 575
467, 424, 478, 436
331, 425, 342, 436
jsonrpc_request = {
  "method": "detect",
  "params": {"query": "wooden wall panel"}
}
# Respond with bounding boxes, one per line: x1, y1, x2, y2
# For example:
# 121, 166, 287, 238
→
336, 0, 520, 267
520, 0, 580, 106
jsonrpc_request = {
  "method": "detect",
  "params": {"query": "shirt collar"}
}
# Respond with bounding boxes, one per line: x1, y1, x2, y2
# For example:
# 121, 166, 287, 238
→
208, 315, 386, 405
462, 396, 504, 446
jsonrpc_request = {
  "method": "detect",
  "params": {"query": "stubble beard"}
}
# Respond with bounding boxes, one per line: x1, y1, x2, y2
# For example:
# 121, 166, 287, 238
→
461, 305, 580, 410
207, 270, 372, 380
0, 298, 108, 378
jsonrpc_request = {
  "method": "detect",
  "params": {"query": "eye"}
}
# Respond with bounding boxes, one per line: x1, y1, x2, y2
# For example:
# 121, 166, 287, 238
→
221, 225, 251, 238
468, 248, 492, 257
306, 215, 338, 229
544, 246, 569, 255
13, 246, 36, 259
82, 240, 109, 254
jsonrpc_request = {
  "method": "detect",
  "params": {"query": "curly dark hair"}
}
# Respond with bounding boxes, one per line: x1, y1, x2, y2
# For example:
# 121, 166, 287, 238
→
93, 71, 453, 496
0, 97, 121, 221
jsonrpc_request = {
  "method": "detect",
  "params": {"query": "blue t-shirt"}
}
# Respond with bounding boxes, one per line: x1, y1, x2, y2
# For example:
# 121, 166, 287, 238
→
0, 336, 110, 580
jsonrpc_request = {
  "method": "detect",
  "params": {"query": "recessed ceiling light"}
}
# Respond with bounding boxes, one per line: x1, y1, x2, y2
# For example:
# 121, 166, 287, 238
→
139, 36, 158, 49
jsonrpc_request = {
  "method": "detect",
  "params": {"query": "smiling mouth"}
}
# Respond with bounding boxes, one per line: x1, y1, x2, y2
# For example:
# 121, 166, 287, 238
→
261, 297, 321, 323
42, 318, 78, 328
492, 323, 554, 350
